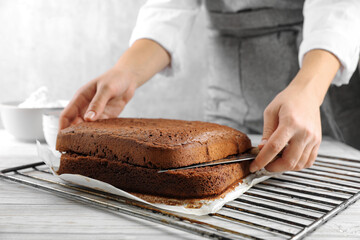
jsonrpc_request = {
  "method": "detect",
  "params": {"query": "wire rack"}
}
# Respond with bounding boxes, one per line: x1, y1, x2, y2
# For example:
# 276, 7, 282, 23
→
1, 154, 360, 240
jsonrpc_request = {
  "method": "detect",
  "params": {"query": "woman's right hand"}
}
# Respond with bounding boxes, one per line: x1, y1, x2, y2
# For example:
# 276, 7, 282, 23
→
59, 68, 137, 130
58, 39, 171, 130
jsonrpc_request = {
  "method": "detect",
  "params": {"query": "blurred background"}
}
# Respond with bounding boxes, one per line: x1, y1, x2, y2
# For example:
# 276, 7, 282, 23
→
0, 0, 208, 129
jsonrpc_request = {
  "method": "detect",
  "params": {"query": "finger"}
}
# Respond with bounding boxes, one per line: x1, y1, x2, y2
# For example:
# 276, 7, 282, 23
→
58, 84, 96, 130
250, 125, 294, 172
59, 111, 71, 131
58, 94, 91, 130
102, 99, 126, 119
261, 106, 280, 144
101, 86, 136, 119
85, 84, 114, 121
59, 104, 80, 130
292, 144, 313, 171
258, 140, 267, 150
304, 144, 320, 169
71, 116, 85, 126
264, 139, 306, 172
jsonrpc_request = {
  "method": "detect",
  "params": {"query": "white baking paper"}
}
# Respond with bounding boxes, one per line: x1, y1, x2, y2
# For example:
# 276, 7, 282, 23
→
36, 142, 280, 216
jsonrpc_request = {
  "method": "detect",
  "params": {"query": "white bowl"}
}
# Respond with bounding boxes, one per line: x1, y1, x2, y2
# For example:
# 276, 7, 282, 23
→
0, 101, 63, 142
42, 110, 62, 149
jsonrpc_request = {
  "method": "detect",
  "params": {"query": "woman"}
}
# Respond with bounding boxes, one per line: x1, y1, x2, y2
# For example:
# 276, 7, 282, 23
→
59, 0, 360, 173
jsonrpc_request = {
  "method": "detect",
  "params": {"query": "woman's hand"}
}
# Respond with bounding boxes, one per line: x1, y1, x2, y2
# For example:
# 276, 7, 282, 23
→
250, 49, 341, 173
250, 84, 322, 172
59, 69, 137, 130
59, 39, 171, 130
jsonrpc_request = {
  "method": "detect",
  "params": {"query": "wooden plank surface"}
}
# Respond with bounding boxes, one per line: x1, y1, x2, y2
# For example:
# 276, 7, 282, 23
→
1, 130, 360, 240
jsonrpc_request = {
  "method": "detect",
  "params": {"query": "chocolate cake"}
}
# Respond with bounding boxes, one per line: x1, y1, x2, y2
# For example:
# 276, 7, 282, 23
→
56, 118, 252, 199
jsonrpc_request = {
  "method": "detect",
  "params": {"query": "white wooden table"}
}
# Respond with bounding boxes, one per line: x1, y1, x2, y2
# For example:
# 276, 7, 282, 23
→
1, 129, 360, 240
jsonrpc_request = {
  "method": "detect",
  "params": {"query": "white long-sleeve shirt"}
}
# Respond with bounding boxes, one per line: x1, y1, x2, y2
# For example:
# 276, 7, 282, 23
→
130, 0, 360, 86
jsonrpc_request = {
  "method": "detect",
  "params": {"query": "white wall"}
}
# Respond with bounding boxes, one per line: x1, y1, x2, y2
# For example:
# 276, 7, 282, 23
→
0, 0, 208, 128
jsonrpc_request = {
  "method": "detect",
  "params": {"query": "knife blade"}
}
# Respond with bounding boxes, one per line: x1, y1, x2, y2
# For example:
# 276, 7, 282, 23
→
157, 153, 257, 173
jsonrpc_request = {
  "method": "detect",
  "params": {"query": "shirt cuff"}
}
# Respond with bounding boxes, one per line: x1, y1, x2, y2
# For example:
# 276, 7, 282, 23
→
128, 4, 200, 77
299, 30, 360, 86
129, 27, 179, 77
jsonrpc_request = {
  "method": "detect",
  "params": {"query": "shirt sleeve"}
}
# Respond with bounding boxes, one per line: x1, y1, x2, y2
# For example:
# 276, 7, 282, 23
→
129, 0, 201, 76
299, 0, 360, 86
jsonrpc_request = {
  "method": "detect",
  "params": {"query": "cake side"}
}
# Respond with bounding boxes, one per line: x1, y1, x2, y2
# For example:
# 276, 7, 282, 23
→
56, 118, 252, 169
57, 153, 251, 199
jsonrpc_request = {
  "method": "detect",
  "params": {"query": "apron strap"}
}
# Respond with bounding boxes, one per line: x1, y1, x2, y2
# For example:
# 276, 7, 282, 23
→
205, 0, 304, 37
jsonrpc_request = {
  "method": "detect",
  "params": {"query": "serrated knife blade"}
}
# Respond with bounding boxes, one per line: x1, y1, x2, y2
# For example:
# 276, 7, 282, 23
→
157, 153, 257, 173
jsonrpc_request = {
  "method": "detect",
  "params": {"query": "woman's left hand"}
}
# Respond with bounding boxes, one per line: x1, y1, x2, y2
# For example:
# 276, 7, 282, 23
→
249, 83, 322, 172
249, 49, 340, 173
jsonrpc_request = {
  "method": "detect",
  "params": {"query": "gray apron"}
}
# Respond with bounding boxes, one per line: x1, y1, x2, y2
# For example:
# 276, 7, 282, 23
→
204, 0, 360, 149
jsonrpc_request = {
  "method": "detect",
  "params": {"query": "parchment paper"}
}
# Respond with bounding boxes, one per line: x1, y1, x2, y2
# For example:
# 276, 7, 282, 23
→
37, 142, 279, 215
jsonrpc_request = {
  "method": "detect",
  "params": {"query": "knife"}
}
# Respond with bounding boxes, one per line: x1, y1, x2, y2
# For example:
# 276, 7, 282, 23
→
157, 153, 257, 173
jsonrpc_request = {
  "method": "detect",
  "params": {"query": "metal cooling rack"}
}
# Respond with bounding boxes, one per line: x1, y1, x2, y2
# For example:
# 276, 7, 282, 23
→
1, 154, 360, 240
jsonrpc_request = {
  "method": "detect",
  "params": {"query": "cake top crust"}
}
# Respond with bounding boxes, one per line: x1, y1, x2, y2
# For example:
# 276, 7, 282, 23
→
56, 118, 252, 169
59, 118, 246, 147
